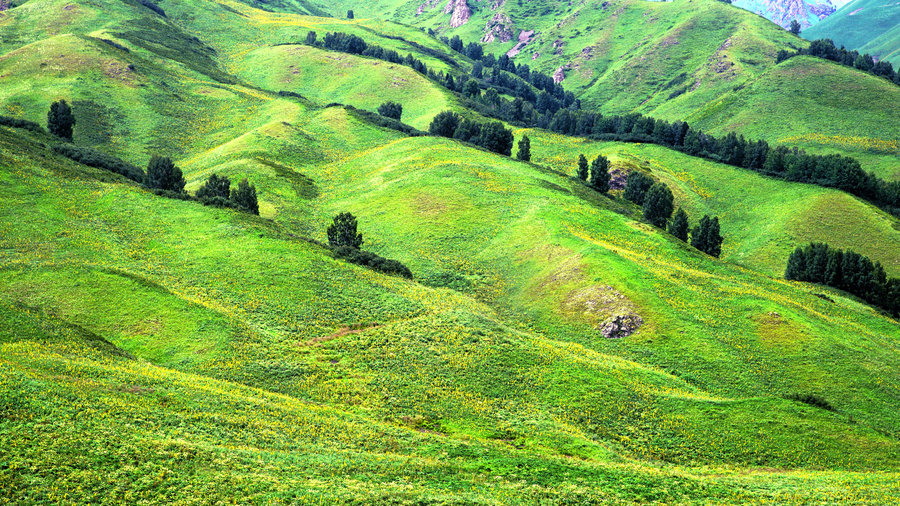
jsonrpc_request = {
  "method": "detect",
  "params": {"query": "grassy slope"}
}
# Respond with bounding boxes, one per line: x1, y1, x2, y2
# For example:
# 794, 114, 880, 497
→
680, 56, 900, 181
313, 0, 900, 181
803, 0, 900, 63
523, 129, 900, 278
2, 0, 900, 501
3, 117, 900, 502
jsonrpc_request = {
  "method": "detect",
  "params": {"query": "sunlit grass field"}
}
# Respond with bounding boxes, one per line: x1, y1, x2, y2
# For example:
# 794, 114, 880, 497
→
1, 0, 899, 502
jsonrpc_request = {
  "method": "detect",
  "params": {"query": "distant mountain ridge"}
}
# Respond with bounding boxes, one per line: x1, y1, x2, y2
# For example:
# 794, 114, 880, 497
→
733, 0, 839, 29
803, 0, 900, 64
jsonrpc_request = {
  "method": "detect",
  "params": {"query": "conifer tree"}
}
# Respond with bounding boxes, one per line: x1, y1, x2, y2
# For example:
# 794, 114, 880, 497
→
623, 171, 655, 206
589, 155, 610, 193
328, 212, 363, 249
377, 102, 403, 121
145, 155, 186, 193
577, 154, 589, 181
231, 178, 259, 215
48, 100, 76, 141
691, 215, 724, 257
668, 208, 689, 242
785, 247, 807, 280
428, 111, 461, 138
196, 173, 231, 200
642, 182, 674, 228
516, 135, 531, 162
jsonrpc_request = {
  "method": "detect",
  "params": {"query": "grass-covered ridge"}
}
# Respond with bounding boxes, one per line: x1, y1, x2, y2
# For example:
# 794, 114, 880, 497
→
1, 0, 900, 501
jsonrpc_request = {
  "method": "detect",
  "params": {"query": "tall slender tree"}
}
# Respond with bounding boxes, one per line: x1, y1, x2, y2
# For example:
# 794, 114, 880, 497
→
48, 100, 76, 141
516, 135, 531, 162
642, 182, 674, 228
589, 155, 610, 193
577, 154, 589, 181
668, 208, 689, 242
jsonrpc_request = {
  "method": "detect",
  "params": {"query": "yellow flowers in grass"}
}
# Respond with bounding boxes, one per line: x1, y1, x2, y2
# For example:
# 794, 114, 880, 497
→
780, 133, 900, 154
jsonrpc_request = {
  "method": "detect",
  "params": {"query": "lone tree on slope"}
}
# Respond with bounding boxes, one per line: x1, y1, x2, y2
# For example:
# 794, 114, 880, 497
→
668, 208, 690, 242
48, 100, 76, 141
516, 135, 531, 162
145, 155, 186, 193
789, 20, 801, 35
347, 10, 354, 19
577, 154, 589, 181
642, 182, 674, 228
589, 155, 610, 193
328, 212, 363, 249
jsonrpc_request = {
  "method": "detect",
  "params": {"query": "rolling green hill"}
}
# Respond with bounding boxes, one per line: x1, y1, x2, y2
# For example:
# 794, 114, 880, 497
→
1, 0, 899, 502
804, 0, 900, 64
310, 0, 900, 181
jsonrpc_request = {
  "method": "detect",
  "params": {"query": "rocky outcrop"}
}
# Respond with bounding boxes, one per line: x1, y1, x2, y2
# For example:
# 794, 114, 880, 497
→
553, 66, 566, 84
600, 314, 644, 339
482, 13, 514, 43
416, 0, 442, 16
734, 0, 836, 29
505, 30, 534, 56
443, 0, 471, 28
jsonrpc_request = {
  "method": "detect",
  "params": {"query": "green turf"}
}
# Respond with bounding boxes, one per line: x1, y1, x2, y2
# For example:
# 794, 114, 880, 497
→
1, 0, 899, 501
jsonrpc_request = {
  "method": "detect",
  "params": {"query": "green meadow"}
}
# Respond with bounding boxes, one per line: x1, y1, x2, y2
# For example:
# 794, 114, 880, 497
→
1, 0, 899, 502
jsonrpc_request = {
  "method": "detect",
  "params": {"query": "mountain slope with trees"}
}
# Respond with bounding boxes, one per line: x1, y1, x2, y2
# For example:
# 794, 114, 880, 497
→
1, 0, 899, 502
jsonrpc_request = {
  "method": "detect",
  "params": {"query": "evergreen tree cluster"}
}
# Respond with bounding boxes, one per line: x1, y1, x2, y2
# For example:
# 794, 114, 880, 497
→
195, 173, 260, 215
690, 215, 723, 257
777, 38, 900, 87
623, 173, 723, 256
785, 243, 899, 316
306, 32, 430, 75
428, 111, 514, 156
574, 154, 610, 193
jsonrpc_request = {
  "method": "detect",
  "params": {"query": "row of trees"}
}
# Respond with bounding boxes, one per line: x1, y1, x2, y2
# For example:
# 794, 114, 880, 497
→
428, 111, 514, 156
621, 171, 723, 257
542, 110, 900, 217
42, 101, 260, 215
777, 39, 900, 87
444, 34, 576, 111
785, 243, 899, 316
302, 31, 898, 218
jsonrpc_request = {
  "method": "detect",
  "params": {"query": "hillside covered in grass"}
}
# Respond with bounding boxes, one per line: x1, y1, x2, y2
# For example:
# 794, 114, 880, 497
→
1, 0, 899, 502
